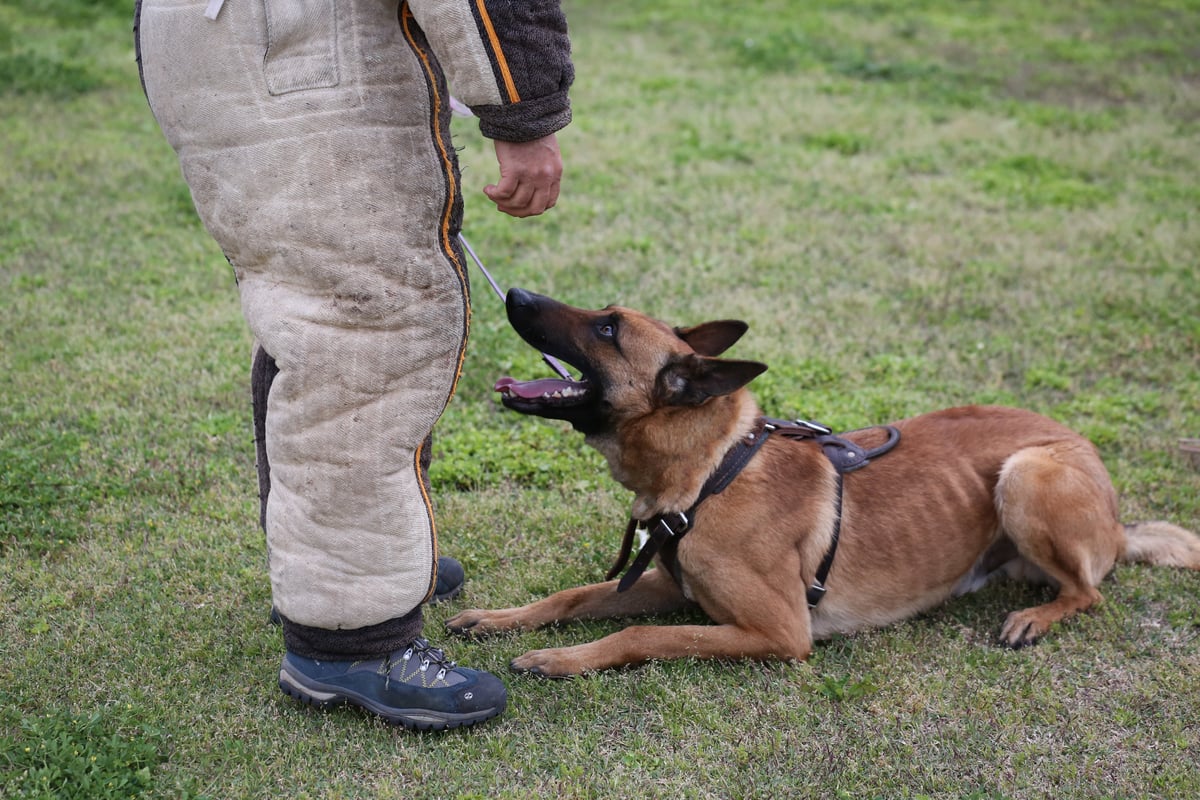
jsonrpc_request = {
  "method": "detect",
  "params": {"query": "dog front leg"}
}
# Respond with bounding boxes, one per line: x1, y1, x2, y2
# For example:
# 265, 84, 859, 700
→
446, 568, 690, 636
510, 621, 812, 677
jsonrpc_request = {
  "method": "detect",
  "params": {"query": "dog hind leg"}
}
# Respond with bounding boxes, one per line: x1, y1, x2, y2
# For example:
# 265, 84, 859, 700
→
993, 444, 1124, 647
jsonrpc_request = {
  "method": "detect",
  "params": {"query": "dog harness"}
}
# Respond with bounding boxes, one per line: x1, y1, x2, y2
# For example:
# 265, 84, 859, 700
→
606, 418, 901, 608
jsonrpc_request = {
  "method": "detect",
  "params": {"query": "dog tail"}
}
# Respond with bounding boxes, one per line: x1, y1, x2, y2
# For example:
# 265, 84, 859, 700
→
1121, 521, 1200, 568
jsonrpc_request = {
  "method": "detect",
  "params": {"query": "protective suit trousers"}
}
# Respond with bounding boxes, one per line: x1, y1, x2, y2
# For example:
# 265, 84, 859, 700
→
137, 0, 470, 657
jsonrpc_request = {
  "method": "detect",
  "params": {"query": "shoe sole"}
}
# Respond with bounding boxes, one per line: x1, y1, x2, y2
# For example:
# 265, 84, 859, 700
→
430, 583, 462, 605
278, 664, 503, 732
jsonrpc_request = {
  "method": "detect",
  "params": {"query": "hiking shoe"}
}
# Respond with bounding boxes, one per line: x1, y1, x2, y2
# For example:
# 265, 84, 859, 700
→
431, 556, 465, 604
278, 639, 506, 731
268, 556, 466, 625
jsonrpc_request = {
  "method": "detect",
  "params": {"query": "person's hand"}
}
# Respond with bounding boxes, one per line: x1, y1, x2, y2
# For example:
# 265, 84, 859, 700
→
484, 134, 563, 218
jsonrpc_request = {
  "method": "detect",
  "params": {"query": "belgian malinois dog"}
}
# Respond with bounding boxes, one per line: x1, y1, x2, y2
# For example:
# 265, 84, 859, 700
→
446, 288, 1200, 677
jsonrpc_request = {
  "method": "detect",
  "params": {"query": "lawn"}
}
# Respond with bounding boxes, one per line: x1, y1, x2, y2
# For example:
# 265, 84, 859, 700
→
2, 1, 1198, 798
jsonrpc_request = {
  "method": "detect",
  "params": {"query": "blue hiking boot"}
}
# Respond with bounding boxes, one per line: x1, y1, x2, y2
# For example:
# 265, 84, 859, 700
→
431, 556, 465, 604
278, 638, 506, 731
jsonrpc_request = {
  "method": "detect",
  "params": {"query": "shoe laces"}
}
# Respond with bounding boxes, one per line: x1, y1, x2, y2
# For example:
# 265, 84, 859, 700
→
394, 638, 456, 682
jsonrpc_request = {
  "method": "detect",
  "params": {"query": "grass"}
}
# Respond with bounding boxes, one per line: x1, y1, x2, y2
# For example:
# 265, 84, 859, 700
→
2, 0, 1198, 797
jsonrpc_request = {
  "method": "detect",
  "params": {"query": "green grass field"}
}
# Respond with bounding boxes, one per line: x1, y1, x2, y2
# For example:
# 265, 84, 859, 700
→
2, 1, 1198, 797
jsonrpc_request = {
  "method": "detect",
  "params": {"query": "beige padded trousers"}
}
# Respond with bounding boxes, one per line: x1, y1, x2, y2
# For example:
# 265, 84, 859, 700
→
138, 0, 469, 631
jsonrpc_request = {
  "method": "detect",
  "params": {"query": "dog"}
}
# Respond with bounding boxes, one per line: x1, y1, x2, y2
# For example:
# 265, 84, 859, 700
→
446, 288, 1200, 677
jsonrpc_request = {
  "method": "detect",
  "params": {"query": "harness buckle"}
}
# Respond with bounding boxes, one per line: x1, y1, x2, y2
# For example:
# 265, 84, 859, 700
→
795, 419, 832, 435
659, 511, 689, 538
806, 581, 828, 609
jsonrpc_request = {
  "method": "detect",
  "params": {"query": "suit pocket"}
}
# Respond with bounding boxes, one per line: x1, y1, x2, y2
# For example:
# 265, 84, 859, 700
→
263, 0, 339, 95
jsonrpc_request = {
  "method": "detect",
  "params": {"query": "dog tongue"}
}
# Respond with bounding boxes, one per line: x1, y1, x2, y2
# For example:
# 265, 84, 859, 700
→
494, 376, 576, 399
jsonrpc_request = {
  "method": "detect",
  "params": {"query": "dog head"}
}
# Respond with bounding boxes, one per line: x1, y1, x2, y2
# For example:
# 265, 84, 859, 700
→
494, 288, 766, 438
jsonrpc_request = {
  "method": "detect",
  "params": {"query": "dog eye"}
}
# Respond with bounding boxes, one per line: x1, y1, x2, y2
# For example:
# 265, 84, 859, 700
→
596, 321, 616, 340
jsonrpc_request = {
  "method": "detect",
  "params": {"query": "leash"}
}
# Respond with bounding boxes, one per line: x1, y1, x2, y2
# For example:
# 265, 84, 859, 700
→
607, 417, 901, 608
448, 92, 570, 380
457, 232, 574, 382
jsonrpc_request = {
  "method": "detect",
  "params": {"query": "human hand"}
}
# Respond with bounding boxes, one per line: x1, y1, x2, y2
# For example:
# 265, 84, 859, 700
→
484, 134, 563, 218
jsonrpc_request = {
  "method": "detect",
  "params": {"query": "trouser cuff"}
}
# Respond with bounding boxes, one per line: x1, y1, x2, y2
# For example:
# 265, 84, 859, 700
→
280, 605, 424, 661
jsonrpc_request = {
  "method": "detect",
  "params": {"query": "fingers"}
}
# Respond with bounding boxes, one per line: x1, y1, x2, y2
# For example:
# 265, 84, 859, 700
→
486, 134, 563, 218
484, 179, 559, 217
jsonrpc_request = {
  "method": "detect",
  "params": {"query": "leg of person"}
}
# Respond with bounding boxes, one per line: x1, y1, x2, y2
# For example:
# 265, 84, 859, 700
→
259, 353, 464, 625
136, 0, 501, 730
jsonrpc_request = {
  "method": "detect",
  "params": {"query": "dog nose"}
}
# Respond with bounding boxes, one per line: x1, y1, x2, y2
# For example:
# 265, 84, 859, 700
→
505, 287, 541, 329
505, 287, 536, 312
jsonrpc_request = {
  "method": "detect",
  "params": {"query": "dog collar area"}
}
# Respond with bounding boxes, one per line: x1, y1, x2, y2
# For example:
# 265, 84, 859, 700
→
606, 417, 901, 607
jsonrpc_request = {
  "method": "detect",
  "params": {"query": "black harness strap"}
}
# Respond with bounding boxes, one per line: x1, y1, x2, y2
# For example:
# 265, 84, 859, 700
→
607, 420, 773, 592
614, 511, 686, 593
606, 518, 641, 585
768, 419, 901, 608
607, 417, 901, 608
806, 473, 843, 608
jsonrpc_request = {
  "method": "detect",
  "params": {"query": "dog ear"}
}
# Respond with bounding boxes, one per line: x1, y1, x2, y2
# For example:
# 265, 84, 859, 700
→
674, 320, 749, 357
656, 354, 767, 406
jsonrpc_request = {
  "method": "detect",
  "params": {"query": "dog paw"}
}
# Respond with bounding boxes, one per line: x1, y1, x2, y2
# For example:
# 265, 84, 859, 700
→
999, 610, 1049, 648
510, 647, 584, 679
445, 608, 517, 637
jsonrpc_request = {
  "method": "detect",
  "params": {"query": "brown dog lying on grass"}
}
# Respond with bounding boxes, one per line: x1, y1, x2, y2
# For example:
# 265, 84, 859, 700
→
447, 288, 1200, 677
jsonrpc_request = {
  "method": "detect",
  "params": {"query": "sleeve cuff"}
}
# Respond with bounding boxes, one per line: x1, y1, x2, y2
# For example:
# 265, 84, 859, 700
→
472, 90, 572, 143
